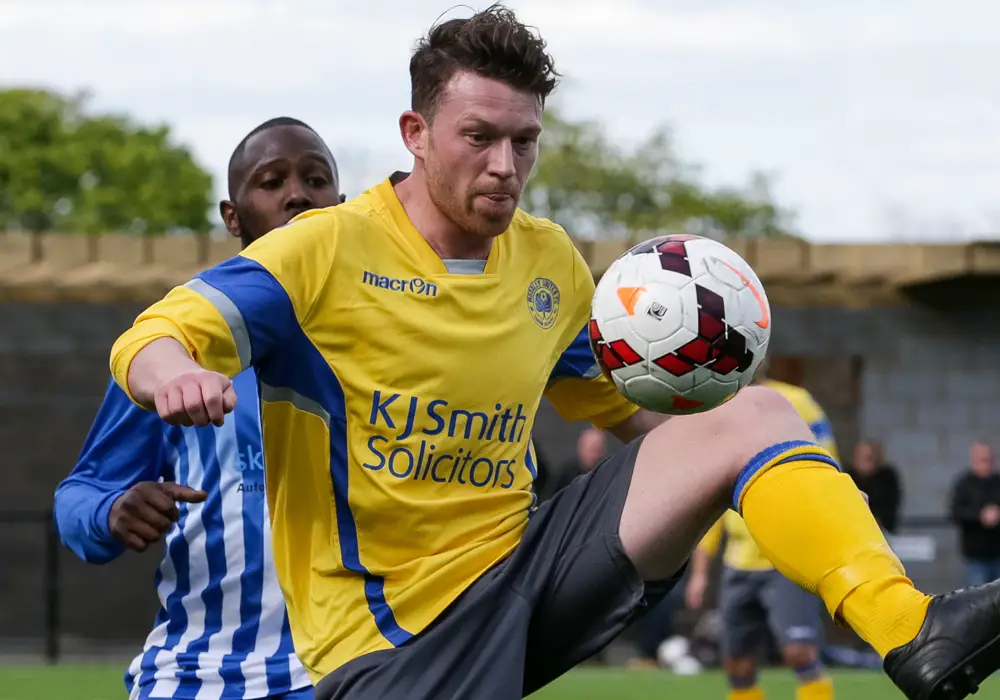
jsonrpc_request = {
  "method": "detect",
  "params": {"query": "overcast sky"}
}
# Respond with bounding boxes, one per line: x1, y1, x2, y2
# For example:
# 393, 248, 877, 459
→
2, 0, 998, 241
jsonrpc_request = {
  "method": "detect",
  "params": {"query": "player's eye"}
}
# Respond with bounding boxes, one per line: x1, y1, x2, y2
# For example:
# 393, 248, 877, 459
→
307, 176, 330, 188
260, 178, 282, 190
467, 132, 489, 145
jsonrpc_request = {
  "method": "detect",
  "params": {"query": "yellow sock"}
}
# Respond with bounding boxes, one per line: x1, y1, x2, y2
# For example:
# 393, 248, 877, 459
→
796, 677, 833, 700
729, 687, 765, 700
735, 441, 931, 657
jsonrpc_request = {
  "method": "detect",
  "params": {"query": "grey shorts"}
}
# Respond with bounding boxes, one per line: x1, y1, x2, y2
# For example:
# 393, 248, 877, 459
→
314, 436, 684, 700
719, 567, 825, 658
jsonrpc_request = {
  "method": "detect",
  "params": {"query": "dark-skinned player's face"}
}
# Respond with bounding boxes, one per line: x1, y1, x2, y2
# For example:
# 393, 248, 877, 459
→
221, 125, 344, 246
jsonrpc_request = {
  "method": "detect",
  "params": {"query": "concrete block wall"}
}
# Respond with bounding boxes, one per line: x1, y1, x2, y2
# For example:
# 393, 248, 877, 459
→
1, 300, 997, 643
768, 306, 1000, 519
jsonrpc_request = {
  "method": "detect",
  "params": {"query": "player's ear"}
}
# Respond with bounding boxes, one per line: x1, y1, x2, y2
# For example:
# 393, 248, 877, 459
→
219, 200, 240, 239
399, 110, 428, 159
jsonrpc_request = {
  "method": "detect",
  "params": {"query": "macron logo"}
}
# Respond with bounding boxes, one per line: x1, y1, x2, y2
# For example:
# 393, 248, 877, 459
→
362, 270, 438, 297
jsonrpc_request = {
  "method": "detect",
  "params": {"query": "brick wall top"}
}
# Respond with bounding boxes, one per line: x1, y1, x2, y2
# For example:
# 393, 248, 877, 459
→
2, 231, 1000, 305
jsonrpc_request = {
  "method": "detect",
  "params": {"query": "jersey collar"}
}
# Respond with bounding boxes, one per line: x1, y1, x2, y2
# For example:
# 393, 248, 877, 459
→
376, 173, 501, 275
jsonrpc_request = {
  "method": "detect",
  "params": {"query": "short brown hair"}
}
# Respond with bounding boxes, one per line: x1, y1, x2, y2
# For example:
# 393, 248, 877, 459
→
409, 4, 559, 118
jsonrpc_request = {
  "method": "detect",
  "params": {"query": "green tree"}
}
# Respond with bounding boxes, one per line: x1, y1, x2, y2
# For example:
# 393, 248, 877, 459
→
0, 89, 213, 234
523, 110, 794, 240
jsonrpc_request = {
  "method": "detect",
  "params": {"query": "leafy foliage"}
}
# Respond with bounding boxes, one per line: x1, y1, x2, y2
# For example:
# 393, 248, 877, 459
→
0, 89, 213, 234
523, 110, 795, 240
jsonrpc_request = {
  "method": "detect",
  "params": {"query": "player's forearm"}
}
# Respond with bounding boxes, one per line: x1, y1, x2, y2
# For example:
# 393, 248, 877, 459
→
125, 338, 203, 409
690, 546, 713, 578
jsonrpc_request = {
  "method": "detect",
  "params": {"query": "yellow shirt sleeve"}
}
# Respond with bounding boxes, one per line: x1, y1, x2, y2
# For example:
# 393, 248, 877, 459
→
798, 393, 839, 462
698, 517, 725, 556
110, 209, 340, 404
543, 244, 640, 430
763, 380, 840, 463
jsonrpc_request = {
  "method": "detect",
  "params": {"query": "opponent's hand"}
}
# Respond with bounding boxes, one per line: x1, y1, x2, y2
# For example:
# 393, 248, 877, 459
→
109, 482, 208, 552
684, 572, 708, 610
153, 369, 237, 427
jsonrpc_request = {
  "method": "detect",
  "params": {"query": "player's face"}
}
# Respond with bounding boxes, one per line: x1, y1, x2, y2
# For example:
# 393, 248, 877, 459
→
424, 71, 542, 238
222, 125, 344, 245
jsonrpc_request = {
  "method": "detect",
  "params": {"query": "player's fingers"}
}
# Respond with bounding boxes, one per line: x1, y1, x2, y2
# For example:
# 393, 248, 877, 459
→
143, 485, 181, 521
860, 490, 870, 505
161, 483, 208, 504
201, 378, 226, 427
221, 382, 237, 416
164, 384, 192, 426
153, 390, 171, 423
154, 385, 181, 425
181, 380, 210, 427
123, 532, 149, 552
134, 503, 174, 534
127, 518, 164, 544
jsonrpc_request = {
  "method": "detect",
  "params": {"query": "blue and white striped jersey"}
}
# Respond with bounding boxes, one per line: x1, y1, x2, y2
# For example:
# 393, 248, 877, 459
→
54, 371, 311, 700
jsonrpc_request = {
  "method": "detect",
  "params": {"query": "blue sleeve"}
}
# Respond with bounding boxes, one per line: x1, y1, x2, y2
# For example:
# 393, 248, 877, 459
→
548, 324, 601, 383
53, 378, 167, 564
809, 417, 834, 442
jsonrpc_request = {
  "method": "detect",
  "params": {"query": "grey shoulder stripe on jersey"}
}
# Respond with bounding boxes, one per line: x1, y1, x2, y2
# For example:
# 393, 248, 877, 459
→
260, 383, 332, 424
185, 278, 252, 371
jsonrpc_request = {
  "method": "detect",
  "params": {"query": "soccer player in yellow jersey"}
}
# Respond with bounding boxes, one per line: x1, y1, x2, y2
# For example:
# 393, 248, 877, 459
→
109, 7, 1000, 700
686, 369, 840, 700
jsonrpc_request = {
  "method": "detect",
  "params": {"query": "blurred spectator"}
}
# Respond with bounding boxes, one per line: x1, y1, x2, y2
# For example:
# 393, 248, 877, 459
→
950, 443, 1000, 586
846, 440, 902, 534
536, 428, 608, 502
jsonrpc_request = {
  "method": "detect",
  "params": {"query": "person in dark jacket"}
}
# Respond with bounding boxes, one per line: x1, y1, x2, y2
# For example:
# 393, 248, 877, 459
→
847, 440, 902, 534
536, 428, 608, 503
950, 442, 1000, 587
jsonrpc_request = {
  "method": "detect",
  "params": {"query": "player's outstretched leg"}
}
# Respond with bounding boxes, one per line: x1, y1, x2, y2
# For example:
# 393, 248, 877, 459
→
618, 385, 1000, 700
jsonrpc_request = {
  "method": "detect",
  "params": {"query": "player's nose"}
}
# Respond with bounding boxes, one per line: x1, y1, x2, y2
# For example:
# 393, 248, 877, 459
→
486, 140, 517, 179
283, 183, 314, 215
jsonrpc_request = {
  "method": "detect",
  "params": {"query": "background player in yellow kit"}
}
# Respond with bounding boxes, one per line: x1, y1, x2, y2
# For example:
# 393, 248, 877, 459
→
687, 362, 838, 700
108, 6, 1000, 700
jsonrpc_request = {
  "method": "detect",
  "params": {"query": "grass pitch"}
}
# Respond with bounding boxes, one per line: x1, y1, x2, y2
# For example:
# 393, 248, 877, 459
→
3, 664, 999, 699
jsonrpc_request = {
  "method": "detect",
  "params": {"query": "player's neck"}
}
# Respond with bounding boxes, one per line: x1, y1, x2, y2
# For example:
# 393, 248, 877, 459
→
394, 171, 492, 261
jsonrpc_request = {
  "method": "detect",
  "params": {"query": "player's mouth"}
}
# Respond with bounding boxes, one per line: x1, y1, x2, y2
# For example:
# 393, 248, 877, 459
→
479, 193, 513, 203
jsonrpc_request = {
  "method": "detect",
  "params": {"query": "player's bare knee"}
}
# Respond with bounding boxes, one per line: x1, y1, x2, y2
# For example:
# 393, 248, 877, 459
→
668, 385, 810, 481
719, 384, 813, 453
637, 384, 812, 504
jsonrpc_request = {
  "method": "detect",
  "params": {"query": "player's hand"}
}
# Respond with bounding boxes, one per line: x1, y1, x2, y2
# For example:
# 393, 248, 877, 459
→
685, 572, 708, 610
982, 504, 1000, 527
153, 369, 236, 427
109, 482, 208, 552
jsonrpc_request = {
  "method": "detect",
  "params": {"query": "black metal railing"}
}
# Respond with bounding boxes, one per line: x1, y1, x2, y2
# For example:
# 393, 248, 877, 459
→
0, 509, 964, 665
0, 509, 60, 663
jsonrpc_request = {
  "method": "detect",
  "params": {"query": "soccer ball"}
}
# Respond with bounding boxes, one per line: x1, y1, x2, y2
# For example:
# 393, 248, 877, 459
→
588, 234, 770, 415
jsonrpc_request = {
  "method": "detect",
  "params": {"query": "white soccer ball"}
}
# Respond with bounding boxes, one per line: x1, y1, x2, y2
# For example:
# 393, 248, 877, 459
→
588, 234, 770, 415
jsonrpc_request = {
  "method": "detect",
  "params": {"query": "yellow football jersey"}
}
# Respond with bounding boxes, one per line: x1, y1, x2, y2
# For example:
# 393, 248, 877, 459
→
110, 175, 639, 680
699, 378, 839, 572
